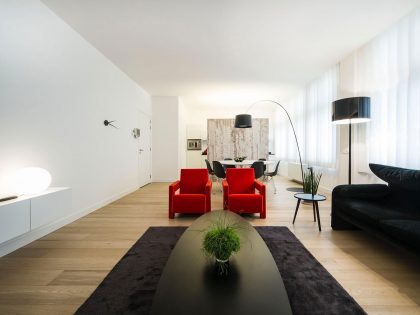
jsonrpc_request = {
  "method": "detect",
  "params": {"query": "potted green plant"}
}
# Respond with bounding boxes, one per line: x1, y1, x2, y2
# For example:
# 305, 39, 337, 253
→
303, 167, 322, 195
202, 214, 241, 274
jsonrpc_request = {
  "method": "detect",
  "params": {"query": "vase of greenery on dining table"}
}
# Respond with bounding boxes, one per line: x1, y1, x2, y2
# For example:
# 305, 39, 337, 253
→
233, 156, 247, 162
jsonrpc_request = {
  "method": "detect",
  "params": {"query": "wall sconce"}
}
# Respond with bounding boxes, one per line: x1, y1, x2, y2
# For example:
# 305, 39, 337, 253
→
13, 167, 52, 195
104, 120, 118, 128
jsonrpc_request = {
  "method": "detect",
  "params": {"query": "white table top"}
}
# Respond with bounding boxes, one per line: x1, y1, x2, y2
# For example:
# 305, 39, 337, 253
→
219, 159, 275, 166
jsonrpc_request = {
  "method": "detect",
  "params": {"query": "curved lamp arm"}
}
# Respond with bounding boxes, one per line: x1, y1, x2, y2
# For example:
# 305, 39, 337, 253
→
245, 99, 304, 185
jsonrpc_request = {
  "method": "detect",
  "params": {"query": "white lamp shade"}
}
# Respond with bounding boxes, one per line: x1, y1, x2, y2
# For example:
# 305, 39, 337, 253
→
13, 167, 52, 195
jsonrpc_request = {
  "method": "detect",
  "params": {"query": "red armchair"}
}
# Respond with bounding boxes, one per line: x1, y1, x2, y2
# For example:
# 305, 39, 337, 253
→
223, 168, 266, 218
169, 169, 212, 219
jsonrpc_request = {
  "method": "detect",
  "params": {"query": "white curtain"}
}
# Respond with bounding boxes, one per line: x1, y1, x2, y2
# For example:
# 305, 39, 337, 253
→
355, 8, 420, 169
275, 65, 339, 169
275, 94, 303, 163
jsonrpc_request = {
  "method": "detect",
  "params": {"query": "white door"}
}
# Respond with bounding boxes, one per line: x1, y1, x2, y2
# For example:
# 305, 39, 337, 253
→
138, 111, 152, 187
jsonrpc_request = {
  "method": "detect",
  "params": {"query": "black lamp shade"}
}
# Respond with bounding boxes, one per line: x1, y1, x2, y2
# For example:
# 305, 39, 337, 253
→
234, 114, 252, 128
332, 97, 371, 125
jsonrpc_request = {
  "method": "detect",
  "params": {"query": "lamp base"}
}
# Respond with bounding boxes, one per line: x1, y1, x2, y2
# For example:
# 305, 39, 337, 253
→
286, 187, 303, 193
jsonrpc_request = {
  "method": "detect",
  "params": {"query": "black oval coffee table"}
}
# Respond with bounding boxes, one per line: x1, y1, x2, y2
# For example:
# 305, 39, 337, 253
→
151, 210, 292, 315
293, 193, 327, 231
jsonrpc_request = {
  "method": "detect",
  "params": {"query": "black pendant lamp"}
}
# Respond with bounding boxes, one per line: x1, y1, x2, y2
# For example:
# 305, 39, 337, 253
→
234, 114, 252, 128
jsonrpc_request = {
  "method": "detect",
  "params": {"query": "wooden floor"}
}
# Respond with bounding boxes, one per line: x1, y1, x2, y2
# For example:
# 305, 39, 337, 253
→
0, 177, 419, 315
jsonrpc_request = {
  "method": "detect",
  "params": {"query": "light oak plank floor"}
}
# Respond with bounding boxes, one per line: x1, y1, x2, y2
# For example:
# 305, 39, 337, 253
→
0, 177, 419, 315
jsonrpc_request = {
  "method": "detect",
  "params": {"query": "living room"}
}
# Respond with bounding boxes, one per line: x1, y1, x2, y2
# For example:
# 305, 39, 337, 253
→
0, 1, 419, 314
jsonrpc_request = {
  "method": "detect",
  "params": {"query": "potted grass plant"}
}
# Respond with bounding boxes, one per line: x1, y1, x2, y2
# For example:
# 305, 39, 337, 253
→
202, 213, 241, 275
303, 167, 322, 195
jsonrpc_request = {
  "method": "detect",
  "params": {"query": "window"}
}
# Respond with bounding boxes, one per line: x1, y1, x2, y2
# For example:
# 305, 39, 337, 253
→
355, 8, 420, 169
275, 65, 339, 169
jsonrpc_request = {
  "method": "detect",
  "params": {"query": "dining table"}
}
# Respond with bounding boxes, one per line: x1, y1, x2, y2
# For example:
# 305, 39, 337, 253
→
219, 159, 275, 167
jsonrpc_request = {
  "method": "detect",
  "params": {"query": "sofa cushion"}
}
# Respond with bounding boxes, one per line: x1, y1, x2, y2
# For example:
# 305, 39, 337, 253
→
380, 220, 420, 251
369, 164, 420, 212
369, 163, 420, 192
333, 184, 390, 200
335, 199, 416, 225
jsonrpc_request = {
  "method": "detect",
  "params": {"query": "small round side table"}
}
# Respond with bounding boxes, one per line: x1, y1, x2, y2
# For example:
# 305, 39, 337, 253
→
293, 193, 327, 231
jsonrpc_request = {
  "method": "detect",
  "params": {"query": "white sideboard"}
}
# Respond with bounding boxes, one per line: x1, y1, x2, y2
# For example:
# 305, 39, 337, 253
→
0, 187, 71, 256
0, 199, 30, 244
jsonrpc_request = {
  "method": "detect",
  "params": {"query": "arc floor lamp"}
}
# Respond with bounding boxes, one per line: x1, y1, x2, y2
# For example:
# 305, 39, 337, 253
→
234, 100, 304, 186
332, 96, 371, 184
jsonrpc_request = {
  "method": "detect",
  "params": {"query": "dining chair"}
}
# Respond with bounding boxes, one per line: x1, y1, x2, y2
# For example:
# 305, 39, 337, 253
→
251, 161, 265, 180
258, 158, 267, 172
223, 158, 236, 169
213, 161, 226, 191
205, 159, 216, 180
264, 160, 281, 194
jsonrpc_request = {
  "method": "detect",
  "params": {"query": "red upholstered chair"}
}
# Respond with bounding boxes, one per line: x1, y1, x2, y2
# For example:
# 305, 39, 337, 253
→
169, 169, 212, 219
223, 168, 266, 218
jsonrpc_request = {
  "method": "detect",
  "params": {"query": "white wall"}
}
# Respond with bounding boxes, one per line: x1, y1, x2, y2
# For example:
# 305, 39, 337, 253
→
178, 99, 188, 169
0, 1, 151, 218
152, 96, 180, 182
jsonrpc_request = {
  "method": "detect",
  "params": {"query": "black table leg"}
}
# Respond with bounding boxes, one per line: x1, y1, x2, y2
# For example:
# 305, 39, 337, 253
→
312, 201, 316, 222
315, 201, 321, 231
292, 199, 301, 224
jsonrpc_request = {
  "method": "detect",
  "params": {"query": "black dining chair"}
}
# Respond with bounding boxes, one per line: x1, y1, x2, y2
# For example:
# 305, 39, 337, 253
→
223, 158, 236, 169
258, 158, 267, 172
251, 161, 265, 180
205, 159, 215, 179
213, 161, 227, 191
264, 160, 281, 194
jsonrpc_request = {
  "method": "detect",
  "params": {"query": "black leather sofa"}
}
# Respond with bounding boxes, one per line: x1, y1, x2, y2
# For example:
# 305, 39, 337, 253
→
332, 163, 420, 253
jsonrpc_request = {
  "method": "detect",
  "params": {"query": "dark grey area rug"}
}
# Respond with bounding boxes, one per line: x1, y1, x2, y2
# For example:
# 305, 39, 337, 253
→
76, 226, 366, 315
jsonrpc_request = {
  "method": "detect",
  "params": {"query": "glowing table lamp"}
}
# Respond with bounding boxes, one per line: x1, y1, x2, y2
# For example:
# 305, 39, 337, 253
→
13, 167, 52, 195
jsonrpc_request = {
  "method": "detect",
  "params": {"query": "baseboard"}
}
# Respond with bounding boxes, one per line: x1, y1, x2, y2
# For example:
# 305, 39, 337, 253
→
0, 185, 139, 257
284, 177, 332, 194
77, 185, 140, 218
290, 178, 303, 185
318, 184, 333, 193
152, 179, 175, 183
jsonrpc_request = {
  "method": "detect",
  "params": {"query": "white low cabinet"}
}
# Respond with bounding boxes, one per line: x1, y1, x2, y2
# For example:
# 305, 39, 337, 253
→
0, 187, 71, 256
0, 200, 30, 244
31, 188, 72, 229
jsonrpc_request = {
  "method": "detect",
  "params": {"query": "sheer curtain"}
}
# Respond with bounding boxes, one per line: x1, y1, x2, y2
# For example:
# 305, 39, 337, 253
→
355, 8, 420, 169
275, 65, 339, 169
275, 93, 304, 163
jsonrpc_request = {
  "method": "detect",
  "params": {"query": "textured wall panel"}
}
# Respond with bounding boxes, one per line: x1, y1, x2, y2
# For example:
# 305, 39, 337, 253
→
207, 119, 269, 162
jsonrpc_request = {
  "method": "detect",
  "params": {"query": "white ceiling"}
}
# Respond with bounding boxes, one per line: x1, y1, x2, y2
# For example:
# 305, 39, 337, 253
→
42, 0, 419, 108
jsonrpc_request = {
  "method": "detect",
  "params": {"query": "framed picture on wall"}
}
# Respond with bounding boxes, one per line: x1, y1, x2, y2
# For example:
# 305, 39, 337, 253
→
187, 139, 202, 150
